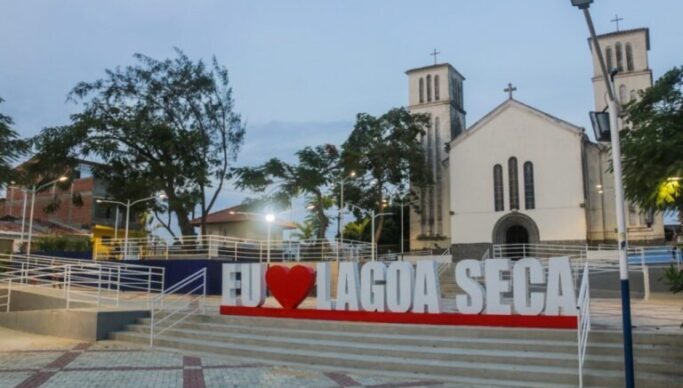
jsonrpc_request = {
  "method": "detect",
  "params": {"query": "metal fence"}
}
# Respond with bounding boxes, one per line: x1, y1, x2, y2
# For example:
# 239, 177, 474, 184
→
95, 235, 374, 262
149, 267, 206, 346
576, 262, 591, 388
0, 253, 165, 310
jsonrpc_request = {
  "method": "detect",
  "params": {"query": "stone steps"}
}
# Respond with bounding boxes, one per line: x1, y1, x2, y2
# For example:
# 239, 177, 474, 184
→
112, 314, 683, 387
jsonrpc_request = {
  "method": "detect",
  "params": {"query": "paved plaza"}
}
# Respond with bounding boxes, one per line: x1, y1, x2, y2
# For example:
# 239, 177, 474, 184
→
0, 328, 444, 388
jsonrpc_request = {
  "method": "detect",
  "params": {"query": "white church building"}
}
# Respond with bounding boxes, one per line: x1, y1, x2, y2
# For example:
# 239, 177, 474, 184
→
407, 27, 665, 259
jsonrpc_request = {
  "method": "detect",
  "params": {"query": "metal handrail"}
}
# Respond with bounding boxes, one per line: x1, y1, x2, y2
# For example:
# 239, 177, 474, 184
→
149, 267, 207, 346
577, 262, 591, 388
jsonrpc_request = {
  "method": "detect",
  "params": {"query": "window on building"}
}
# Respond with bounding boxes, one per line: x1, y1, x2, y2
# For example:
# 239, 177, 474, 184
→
630, 89, 637, 102
434, 75, 440, 101
606, 46, 613, 71
508, 157, 519, 210
419, 78, 424, 103
615, 42, 624, 72
426, 75, 432, 102
625, 43, 634, 71
523, 162, 535, 210
494, 164, 504, 211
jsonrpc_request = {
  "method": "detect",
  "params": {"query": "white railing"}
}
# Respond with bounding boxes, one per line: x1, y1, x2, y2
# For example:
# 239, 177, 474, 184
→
149, 267, 206, 346
577, 262, 591, 388
0, 254, 166, 310
0, 265, 70, 312
95, 234, 374, 262
481, 248, 490, 259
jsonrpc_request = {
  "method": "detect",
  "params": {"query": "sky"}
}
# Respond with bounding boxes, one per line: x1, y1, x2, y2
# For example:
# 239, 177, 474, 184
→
1, 0, 682, 231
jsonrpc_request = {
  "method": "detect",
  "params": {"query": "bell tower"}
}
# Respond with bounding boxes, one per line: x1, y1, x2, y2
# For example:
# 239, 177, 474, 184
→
405, 62, 466, 250
590, 27, 652, 111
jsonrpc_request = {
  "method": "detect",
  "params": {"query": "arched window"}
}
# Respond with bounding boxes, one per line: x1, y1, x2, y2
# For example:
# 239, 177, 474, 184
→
508, 157, 519, 210
426, 75, 432, 102
605, 46, 613, 71
419, 78, 424, 103
630, 89, 637, 102
523, 162, 535, 210
615, 42, 623, 72
493, 164, 504, 212
434, 75, 440, 101
625, 43, 634, 71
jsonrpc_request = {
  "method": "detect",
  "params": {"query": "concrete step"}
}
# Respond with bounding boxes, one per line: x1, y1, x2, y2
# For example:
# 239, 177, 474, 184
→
123, 323, 683, 375
114, 330, 583, 385
112, 328, 680, 387
134, 318, 683, 360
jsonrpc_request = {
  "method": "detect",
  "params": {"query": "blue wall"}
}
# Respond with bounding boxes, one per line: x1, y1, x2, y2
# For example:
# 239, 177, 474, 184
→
118, 259, 238, 295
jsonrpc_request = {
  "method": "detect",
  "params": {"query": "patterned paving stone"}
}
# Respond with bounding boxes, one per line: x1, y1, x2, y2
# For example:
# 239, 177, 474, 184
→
0, 337, 444, 388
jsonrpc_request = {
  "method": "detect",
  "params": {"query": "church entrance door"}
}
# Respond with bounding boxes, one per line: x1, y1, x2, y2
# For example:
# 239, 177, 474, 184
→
492, 213, 540, 259
505, 225, 529, 259
505, 225, 529, 245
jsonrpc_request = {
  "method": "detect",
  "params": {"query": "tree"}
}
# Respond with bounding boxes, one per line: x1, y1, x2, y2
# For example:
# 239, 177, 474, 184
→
32, 49, 245, 236
341, 108, 431, 242
233, 144, 339, 239
0, 98, 29, 189
292, 220, 315, 240
621, 66, 683, 221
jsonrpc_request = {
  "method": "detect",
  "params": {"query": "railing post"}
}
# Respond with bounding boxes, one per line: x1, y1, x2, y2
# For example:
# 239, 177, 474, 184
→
202, 268, 207, 315
234, 242, 238, 262
97, 266, 102, 310
149, 297, 155, 347
7, 278, 12, 312
147, 267, 152, 309
116, 266, 121, 308
65, 265, 71, 310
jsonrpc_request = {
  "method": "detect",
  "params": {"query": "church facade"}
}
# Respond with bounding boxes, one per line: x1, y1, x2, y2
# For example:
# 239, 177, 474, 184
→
407, 27, 665, 258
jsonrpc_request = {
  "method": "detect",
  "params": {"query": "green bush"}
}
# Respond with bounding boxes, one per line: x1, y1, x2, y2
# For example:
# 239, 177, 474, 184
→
35, 236, 92, 252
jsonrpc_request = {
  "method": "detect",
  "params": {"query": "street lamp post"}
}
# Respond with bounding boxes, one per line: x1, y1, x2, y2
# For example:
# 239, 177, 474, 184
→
97, 193, 166, 260
337, 171, 356, 261
265, 213, 275, 264
398, 198, 418, 261
229, 210, 278, 264
26, 176, 69, 255
570, 1, 634, 386
347, 202, 392, 262
371, 210, 394, 262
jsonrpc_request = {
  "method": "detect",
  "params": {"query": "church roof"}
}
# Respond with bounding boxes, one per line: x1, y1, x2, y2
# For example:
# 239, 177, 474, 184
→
592, 28, 650, 50
451, 98, 584, 147
405, 63, 466, 80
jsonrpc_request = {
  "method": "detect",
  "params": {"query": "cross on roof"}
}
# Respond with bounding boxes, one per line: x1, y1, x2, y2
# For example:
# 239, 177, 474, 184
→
504, 83, 517, 100
611, 14, 624, 31
430, 48, 440, 65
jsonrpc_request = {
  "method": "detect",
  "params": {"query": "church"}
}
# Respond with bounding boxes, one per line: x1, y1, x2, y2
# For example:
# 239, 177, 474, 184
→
407, 27, 665, 259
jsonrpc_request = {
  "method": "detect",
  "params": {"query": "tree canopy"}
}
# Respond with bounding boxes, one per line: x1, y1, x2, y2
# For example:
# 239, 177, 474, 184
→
341, 108, 430, 241
32, 49, 245, 236
621, 66, 683, 220
0, 98, 29, 189
234, 108, 431, 244
233, 144, 339, 239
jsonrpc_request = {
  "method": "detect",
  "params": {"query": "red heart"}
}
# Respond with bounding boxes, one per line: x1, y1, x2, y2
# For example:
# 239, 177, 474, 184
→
265, 265, 316, 309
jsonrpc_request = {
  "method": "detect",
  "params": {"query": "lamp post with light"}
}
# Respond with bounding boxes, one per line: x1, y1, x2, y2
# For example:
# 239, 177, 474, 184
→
337, 171, 356, 243
26, 176, 69, 255
228, 210, 277, 264
570, 1, 634, 386
96, 193, 167, 260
